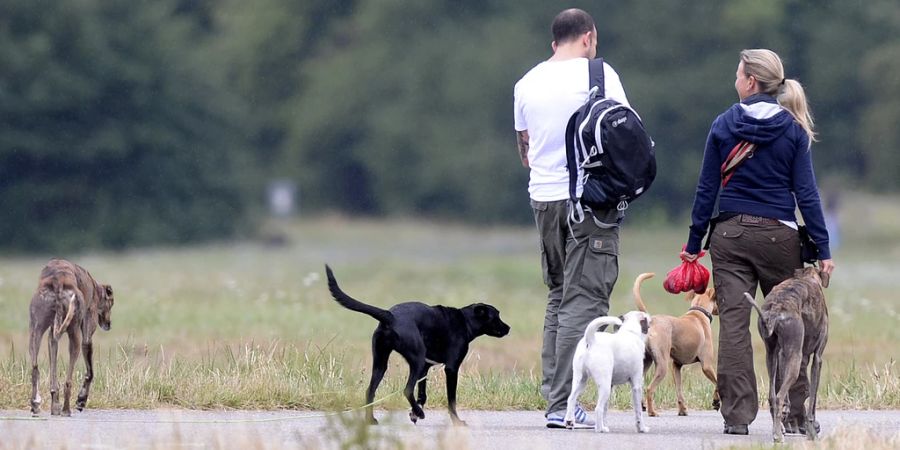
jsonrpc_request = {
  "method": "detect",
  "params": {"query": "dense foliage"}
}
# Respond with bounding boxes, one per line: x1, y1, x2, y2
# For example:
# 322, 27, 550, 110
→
1, 0, 898, 251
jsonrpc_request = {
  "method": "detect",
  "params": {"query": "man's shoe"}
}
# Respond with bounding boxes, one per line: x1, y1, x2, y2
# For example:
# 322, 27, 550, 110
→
723, 424, 749, 435
546, 405, 595, 429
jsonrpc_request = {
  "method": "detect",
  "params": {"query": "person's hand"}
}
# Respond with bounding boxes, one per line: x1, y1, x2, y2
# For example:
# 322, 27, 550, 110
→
680, 251, 699, 262
817, 259, 835, 276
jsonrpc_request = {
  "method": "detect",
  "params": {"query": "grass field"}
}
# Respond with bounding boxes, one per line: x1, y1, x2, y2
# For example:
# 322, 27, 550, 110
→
1, 192, 898, 414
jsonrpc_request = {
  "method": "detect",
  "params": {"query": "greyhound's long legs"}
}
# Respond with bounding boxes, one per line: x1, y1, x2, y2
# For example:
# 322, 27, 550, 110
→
62, 328, 82, 416
774, 342, 803, 443
806, 344, 826, 440
29, 316, 49, 416
48, 334, 60, 415
76, 340, 94, 411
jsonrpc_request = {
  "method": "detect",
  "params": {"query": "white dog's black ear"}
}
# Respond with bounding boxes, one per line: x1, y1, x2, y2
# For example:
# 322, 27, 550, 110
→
640, 317, 650, 334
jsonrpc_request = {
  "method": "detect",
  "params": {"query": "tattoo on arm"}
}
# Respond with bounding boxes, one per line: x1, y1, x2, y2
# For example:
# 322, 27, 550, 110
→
516, 130, 530, 168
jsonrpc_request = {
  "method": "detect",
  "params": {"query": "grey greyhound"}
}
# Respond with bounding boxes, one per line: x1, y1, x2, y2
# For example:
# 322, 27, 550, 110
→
29, 259, 115, 416
745, 266, 829, 443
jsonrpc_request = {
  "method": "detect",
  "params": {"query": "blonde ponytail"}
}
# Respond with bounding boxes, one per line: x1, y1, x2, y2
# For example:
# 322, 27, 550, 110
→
740, 49, 817, 143
778, 79, 817, 143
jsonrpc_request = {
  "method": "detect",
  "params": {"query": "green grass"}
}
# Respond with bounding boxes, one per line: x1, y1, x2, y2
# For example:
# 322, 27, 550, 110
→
1, 192, 899, 413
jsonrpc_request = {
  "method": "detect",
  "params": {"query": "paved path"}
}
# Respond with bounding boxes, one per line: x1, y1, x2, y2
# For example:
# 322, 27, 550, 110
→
2, 409, 899, 449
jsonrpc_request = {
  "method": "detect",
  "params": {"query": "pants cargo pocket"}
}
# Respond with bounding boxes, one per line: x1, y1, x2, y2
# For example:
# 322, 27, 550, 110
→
580, 229, 619, 297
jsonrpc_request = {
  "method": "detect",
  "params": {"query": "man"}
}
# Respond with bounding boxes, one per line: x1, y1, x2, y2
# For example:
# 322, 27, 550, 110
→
513, 8, 631, 428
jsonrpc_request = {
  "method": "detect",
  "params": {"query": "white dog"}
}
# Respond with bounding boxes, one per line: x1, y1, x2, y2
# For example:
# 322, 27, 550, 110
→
564, 311, 652, 433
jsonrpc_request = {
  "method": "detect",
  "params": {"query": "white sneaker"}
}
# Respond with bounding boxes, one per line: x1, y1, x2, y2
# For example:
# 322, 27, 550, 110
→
546, 405, 595, 429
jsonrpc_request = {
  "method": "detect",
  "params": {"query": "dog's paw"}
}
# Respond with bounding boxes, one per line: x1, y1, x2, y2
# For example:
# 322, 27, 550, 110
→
408, 408, 425, 424
565, 420, 574, 429
678, 410, 688, 416
451, 418, 468, 427
638, 424, 650, 433
597, 426, 610, 433
368, 416, 379, 426
712, 398, 721, 411
50, 405, 62, 416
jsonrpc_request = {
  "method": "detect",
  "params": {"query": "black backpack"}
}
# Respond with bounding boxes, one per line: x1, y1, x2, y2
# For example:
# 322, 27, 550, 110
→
565, 58, 656, 223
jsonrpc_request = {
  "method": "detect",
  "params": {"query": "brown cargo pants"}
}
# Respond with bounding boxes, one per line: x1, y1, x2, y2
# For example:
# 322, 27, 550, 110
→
709, 215, 807, 426
531, 200, 620, 415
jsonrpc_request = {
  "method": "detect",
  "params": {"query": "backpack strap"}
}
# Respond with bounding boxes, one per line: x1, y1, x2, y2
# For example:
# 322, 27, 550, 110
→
567, 58, 607, 224
565, 110, 585, 224
588, 58, 605, 99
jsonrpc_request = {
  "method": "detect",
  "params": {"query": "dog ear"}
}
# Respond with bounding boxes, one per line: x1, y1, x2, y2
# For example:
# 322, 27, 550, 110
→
474, 304, 488, 318
104, 285, 114, 297
640, 317, 649, 334
819, 271, 830, 289
683, 291, 695, 303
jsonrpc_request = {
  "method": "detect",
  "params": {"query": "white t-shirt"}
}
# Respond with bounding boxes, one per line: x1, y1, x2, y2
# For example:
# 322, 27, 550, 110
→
514, 58, 630, 201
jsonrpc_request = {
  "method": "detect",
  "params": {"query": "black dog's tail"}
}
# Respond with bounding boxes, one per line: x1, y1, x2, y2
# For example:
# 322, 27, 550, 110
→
743, 292, 776, 337
325, 264, 394, 325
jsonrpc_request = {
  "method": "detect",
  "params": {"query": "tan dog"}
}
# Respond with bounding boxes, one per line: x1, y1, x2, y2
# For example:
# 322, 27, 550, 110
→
633, 273, 720, 416
29, 259, 115, 416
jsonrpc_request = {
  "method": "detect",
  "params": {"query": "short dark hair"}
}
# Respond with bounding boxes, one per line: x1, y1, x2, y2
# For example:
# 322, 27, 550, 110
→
551, 8, 595, 44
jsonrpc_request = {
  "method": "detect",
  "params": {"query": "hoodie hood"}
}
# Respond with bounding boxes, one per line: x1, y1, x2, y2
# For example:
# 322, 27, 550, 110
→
723, 94, 795, 145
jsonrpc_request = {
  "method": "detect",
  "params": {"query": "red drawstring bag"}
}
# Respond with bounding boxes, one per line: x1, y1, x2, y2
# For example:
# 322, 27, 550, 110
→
664, 248, 711, 294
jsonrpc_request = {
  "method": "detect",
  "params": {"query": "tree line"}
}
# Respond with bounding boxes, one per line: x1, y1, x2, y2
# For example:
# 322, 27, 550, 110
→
1, 0, 898, 251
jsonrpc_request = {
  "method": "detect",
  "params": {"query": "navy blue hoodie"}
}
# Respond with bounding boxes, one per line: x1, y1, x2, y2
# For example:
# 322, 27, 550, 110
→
686, 94, 830, 259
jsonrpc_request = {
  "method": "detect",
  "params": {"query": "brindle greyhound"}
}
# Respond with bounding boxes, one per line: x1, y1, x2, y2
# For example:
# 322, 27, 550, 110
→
29, 259, 115, 416
745, 266, 829, 443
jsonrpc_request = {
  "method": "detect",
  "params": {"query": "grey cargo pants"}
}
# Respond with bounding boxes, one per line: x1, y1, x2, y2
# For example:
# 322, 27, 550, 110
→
709, 215, 807, 426
531, 199, 619, 415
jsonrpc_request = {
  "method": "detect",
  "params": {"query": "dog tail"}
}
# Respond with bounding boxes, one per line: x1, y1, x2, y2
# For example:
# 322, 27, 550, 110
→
325, 265, 394, 325
584, 316, 623, 347
633, 273, 654, 313
52, 291, 76, 340
743, 292, 776, 337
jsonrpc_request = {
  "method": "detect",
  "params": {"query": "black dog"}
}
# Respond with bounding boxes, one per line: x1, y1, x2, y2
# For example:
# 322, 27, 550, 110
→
325, 265, 510, 426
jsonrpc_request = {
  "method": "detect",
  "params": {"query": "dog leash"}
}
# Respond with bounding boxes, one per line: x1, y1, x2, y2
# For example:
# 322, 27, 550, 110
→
0, 366, 443, 424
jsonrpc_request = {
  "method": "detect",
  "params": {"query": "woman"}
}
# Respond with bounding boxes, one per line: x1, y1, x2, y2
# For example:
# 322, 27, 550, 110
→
681, 49, 835, 435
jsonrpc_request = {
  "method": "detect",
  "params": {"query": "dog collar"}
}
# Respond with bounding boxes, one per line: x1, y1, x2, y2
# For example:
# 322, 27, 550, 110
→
689, 306, 714, 323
